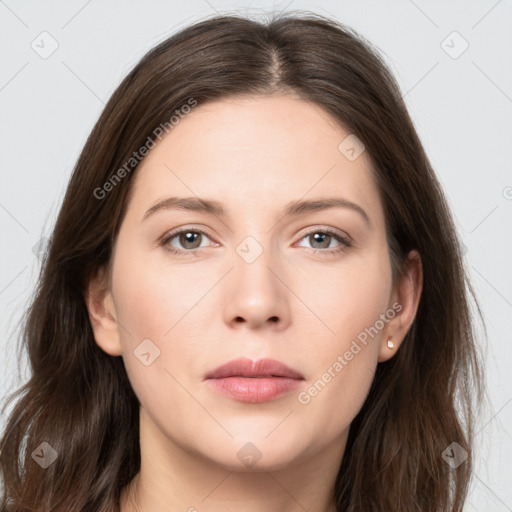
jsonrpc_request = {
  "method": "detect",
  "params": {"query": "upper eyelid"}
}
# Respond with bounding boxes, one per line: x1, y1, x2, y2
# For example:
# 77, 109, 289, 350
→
299, 225, 351, 241
162, 226, 217, 243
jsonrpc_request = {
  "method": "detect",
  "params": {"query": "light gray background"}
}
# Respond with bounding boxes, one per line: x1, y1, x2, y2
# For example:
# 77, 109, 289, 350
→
1, 0, 511, 509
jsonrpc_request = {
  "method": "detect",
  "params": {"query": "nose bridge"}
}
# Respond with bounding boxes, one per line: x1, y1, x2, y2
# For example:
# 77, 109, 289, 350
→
233, 232, 279, 293
224, 230, 290, 328
229, 198, 276, 268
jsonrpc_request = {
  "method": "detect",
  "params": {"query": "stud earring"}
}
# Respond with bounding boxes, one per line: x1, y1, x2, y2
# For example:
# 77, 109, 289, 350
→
386, 337, 394, 349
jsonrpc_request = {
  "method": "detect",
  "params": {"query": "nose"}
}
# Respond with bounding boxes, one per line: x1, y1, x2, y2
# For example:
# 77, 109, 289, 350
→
223, 242, 291, 331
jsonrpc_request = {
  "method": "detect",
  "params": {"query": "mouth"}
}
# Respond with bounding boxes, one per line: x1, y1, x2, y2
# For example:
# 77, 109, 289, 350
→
204, 357, 305, 403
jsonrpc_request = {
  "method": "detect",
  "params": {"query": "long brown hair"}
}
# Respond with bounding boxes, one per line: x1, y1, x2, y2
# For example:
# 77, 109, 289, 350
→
0, 11, 483, 511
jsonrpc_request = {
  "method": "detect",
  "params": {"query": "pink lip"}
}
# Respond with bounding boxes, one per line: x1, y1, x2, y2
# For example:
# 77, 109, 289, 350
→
204, 357, 304, 403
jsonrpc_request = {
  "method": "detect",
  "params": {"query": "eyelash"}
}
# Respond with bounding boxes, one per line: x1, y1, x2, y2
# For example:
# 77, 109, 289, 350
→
160, 226, 352, 257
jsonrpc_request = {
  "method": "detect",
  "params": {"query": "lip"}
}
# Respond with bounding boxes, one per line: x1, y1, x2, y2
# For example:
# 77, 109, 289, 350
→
204, 357, 305, 403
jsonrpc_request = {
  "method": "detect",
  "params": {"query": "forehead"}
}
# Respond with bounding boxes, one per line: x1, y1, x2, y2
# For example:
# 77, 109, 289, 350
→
125, 94, 384, 227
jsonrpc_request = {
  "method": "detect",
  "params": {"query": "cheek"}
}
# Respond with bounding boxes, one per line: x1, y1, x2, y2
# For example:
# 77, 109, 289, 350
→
295, 302, 385, 445
110, 265, 199, 436
110, 247, 215, 401
294, 251, 391, 436
296, 346, 377, 447
304, 247, 392, 348
111, 241, 207, 341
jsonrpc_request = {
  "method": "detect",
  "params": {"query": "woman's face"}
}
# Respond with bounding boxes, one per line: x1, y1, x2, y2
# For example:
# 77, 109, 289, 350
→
90, 93, 417, 472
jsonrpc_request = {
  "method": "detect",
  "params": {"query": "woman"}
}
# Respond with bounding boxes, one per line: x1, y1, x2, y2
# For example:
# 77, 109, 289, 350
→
0, 11, 483, 512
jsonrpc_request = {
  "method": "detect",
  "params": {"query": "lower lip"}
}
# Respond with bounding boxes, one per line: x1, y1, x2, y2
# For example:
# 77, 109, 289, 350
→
205, 377, 302, 403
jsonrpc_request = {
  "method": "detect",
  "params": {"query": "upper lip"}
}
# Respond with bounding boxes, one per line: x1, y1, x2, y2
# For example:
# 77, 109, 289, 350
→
205, 357, 304, 380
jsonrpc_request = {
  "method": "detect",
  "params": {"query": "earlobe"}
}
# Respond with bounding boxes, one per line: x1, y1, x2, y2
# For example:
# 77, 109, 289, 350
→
84, 267, 123, 357
378, 250, 423, 362
378, 335, 397, 363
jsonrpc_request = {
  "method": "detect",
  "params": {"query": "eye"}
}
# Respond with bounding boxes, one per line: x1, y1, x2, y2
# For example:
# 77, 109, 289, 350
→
160, 226, 352, 257
296, 228, 352, 256
161, 227, 215, 256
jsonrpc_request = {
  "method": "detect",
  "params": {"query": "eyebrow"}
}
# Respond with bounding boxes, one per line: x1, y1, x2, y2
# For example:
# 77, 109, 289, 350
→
143, 196, 371, 228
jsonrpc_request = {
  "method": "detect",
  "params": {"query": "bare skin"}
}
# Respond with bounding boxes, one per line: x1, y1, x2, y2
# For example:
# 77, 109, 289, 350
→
86, 93, 422, 512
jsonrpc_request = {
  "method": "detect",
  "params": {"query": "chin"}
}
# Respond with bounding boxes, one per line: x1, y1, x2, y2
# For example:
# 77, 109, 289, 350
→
195, 432, 309, 472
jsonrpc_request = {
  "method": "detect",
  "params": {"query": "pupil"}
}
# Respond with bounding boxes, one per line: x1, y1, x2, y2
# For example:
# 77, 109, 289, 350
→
181, 232, 200, 249
312, 233, 330, 249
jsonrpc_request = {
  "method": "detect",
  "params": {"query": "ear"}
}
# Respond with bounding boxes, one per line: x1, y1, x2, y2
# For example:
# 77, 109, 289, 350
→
378, 249, 423, 362
84, 266, 122, 357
